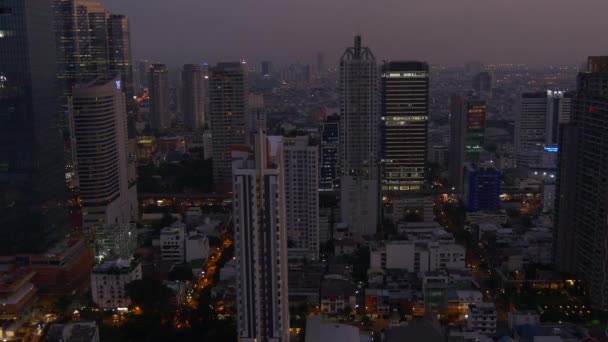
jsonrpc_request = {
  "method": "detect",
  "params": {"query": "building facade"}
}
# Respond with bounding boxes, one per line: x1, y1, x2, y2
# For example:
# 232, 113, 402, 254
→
555, 57, 608, 309
70, 76, 138, 237
210, 62, 248, 185
515, 91, 572, 168
0, 0, 69, 254
283, 135, 319, 260
232, 128, 289, 342
380, 61, 430, 193
463, 163, 500, 212
339, 35, 379, 236
320, 114, 340, 192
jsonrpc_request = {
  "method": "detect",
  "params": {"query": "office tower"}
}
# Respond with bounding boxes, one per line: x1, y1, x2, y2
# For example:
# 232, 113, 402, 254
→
148, 63, 170, 131
182, 64, 205, 130
380, 61, 430, 193
53, 0, 108, 94
463, 163, 500, 212
70, 75, 138, 238
320, 115, 340, 192
247, 93, 265, 134
261, 61, 272, 77
317, 51, 325, 74
515, 91, 572, 168
232, 127, 289, 342
449, 95, 486, 191
283, 135, 319, 260
339, 35, 379, 236
555, 56, 608, 308
209, 62, 248, 186
107, 14, 134, 103
0, 0, 69, 254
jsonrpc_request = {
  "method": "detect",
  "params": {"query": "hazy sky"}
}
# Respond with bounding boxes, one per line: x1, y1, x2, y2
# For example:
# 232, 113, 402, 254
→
102, 0, 608, 68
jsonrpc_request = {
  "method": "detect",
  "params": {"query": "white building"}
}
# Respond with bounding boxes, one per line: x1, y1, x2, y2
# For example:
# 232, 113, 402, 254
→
91, 260, 142, 309
283, 135, 319, 260
71, 75, 138, 235
339, 35, 379, 237
185, 232, 209, 262
160, 225, 185, 264
467, 303, 497, 335
232, 127, 289, 342
370, 231, 466, 273
515, 91, 571, 168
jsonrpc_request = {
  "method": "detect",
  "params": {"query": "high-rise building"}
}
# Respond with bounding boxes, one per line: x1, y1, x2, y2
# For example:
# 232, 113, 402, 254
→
515, 91, 572, 168
0, 0, 69, 254
107, 14, 134, 103
209, 62, 248, 186
70, 75, 138, 238
555, 56, 608, 309
380, 61, 430, 193
339, 35, 379, 236
182, 64, 205, 130
283, 135, 319, 260
463, 163, 500, 212
232, 127, 289, 342
449, 95, 486, 191
135, 59, 150, 92
320, 115, 340, 192
148, 63, 170, 131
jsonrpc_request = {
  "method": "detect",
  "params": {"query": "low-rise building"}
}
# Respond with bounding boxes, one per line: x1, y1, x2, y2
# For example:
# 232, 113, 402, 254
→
95, 223, 138, 261
319, 276, 356, 315
185, 232, 209, 262
467, 303, 497, 335
0, 267, 37, 320
160, 225, 185, 264
91, 259, 142, 309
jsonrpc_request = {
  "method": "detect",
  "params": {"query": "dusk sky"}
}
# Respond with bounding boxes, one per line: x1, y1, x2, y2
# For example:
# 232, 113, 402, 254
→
102, 0, 608, 68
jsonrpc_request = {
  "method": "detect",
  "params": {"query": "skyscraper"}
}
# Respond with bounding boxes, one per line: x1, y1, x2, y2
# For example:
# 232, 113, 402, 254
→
70, 75, 138, 238
148, 63, 170, 131
182, 64, 205, 130
339, 35, 379, 236
107, 14, 134, 103
515, 91, 572, 168
210, 62, 248, 186
283, 135, 319, 260
0, 0, 69, 254
232, 126, 289, 342
449, 94, 486, 191
380, 61, 430, 193
320, 114, 340, 192
555, 56, 608, 309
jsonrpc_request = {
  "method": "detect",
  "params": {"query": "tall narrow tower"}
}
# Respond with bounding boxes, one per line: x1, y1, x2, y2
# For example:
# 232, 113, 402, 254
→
339, 35, 379, 236
148, 63, 170, 131
232, 125, 289, 342
182, 64, 205, 130
380, 61, 430, 193
210, 62, 248, 186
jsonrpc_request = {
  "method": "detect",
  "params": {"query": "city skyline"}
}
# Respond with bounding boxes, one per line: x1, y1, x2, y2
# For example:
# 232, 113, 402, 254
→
101, 0, 608, 67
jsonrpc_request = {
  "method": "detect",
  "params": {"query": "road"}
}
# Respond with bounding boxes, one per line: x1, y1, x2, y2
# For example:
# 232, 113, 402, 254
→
175, 216, 233, 328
